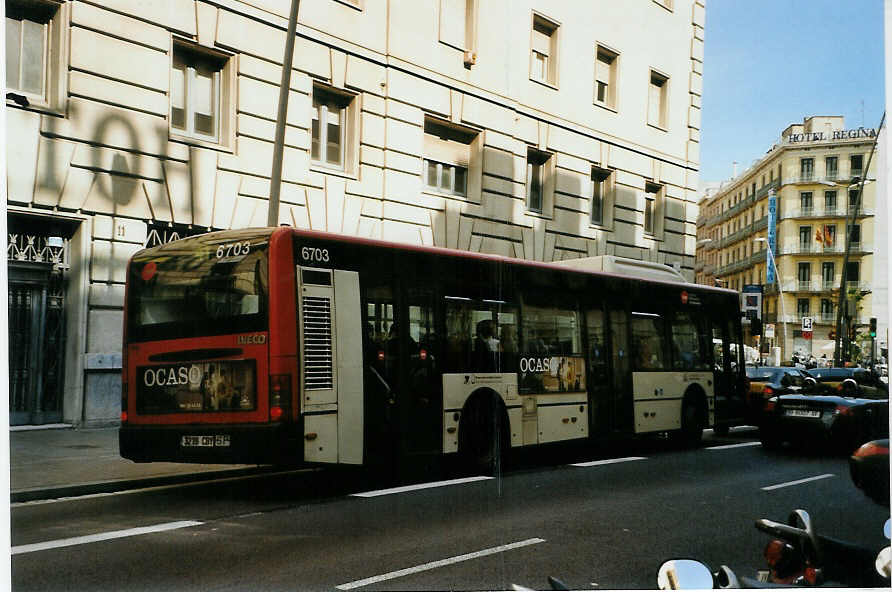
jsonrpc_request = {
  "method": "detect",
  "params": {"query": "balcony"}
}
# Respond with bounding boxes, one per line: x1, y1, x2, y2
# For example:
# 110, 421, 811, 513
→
755, 179, 780, 199
777, 243, 872, 256
780, 206, 874, 220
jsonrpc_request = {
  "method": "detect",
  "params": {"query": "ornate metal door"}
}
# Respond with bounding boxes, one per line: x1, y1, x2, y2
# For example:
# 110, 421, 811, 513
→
8, 234, 67, 425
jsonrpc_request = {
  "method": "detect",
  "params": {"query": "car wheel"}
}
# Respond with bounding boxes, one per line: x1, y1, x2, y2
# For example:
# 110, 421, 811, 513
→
760, 427, 782, 451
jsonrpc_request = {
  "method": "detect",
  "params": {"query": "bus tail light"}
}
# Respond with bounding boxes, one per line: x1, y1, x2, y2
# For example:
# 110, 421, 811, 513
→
834, 404, 854, 416
121, 382, 128, 424
270, 374, 292, 421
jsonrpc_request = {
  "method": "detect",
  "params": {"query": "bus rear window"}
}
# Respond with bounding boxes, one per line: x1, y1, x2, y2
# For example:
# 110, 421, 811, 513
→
128, 233, 270, 341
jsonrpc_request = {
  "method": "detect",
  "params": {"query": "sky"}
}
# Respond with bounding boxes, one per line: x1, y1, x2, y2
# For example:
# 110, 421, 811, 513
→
700, 0, 885, 185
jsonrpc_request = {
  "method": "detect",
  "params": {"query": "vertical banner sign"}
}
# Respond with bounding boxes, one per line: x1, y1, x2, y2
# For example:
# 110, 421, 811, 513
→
767, 189, 777, 284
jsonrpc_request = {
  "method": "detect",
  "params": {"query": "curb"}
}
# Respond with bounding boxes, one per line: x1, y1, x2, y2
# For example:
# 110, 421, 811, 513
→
11, 466, 271, 503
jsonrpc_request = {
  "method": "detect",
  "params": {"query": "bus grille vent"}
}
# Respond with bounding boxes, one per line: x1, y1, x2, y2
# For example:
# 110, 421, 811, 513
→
302, 296, 333, 390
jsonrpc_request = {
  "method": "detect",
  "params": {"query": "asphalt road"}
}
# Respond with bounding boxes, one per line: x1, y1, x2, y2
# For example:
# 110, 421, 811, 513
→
11, 429, 890, 591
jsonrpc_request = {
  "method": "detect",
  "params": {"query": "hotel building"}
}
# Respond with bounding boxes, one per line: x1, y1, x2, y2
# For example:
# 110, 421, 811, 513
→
695, 116, 880, 361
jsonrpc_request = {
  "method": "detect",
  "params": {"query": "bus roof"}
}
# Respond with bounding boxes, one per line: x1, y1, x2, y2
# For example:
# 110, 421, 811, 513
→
140, 226, 736, 296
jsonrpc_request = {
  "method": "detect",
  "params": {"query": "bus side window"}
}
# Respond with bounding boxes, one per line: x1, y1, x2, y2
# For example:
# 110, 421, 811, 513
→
631, 312, 667, 370
670, 312, 709, 370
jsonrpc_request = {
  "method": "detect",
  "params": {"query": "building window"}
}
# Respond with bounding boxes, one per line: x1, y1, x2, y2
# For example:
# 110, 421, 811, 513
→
799, 191, 812, 212
825, 156, 838, 180
847, 224, 861, 247
850, 154, 864, 178
530, 13, 559, 86
311, 84, 359, 174
820, 299, 833, 321
590, 167, 612, 225
799, 226, 811, 249
798, 262, 810, 287
797, 299, 810, 316
848, 188, 860, 210
824, 190, 837, 213
644, 182, 662, 234
526, 148, 552, 213
822, 262, 834, 287
5, 0, 66, 110
171, 43, 232, 145
423, 117, 477, 198
799, 158, 814, 182
439, 0, 477, 54
594, 45, 618, 109
647, 70, 669, 129
845, 261, 860, 286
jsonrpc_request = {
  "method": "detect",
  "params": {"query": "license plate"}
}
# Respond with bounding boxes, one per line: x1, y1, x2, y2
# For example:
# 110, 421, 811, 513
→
181, 435, 230, 448
784, 409, 820, 418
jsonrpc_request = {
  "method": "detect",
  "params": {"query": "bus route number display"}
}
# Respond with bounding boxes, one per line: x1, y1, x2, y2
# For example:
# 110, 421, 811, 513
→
301, 246, 330, 264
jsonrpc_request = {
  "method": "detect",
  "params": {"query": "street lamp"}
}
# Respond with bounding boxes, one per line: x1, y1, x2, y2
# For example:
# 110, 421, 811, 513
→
754, 237, 788, 362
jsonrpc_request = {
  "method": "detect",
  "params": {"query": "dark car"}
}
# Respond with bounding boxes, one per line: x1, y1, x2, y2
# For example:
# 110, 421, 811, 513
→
760, 374, 889, 453
745, 366, 819, 424
849, 439, 890, 505
808, 367, 887, 397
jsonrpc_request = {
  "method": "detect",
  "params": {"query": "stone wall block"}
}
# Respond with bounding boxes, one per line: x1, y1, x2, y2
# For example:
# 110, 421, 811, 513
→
190, 146, 218, 227
70, 27, 168, 92
33, 136, 75, 207
7, 109, 40, 205
195, 1, 218, 48
162, 159, 192, 224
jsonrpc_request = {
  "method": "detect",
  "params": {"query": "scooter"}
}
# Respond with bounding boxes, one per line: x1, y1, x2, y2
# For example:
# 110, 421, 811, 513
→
657, 512, 891, 589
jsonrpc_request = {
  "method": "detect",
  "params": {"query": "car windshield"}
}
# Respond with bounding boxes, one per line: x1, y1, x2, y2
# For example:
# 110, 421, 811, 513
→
746, 367, 778, 382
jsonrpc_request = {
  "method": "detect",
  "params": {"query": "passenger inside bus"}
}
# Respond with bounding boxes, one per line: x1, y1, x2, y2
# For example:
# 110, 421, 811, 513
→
474, 319, 500, 371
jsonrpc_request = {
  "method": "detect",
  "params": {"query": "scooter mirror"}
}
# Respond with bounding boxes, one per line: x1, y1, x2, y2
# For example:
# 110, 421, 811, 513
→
884, 518, 890, 540
876, 546, 891, 578
657, 559, 713, 590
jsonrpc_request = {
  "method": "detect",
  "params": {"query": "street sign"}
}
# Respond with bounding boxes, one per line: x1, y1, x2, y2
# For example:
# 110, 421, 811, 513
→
802, 317, 813, 332
765, 324, 775, 338
803, 331, 813, 340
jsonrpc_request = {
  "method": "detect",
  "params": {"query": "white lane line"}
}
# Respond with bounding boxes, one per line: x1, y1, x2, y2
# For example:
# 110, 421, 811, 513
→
11, 468, 319, 507
12, 520, 203, 555
761, 474, 835, 491
706, 442, 762, 450
570, 456, 647, 467
352, 476, 493, 498
335, 538, 546, 590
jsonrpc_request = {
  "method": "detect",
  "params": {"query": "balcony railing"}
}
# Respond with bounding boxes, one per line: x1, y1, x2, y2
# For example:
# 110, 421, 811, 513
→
781, 206, 874, 220
755, 179, 780, 199
777, 243, 872, 255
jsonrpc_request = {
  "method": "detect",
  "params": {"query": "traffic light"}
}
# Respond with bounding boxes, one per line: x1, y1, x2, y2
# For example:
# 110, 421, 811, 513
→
870, 317, 877, 338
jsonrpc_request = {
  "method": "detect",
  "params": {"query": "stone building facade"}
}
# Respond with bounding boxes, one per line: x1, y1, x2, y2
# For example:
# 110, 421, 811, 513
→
6, 0, 705, 426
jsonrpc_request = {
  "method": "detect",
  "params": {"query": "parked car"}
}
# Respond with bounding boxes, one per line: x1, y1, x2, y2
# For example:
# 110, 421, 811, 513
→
744, 366, 818, 424
760, 377, 889, 453
849, 439, 890, 505
808, 367, 888, 397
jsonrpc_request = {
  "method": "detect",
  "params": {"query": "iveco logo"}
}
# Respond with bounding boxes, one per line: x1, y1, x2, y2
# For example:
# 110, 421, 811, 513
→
237, 334, 267, 345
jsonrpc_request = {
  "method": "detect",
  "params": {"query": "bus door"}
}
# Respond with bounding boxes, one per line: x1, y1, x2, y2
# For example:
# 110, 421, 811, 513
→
609, 302, 634, 433
585, 304, 611, 437
399, 287, 442, 455
711, 317, 744, 426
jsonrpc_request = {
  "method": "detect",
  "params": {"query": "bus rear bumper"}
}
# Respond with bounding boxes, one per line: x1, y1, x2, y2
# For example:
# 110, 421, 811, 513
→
119, 423, 302, 465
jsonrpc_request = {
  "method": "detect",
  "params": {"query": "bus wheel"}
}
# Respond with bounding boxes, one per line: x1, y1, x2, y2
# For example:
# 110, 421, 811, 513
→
459, 396, 504, 476
673, 394, 705, 447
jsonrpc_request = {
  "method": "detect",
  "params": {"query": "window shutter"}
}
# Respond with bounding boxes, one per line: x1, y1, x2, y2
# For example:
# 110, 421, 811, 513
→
531, 26, 550, 56
424, 133, 470, 168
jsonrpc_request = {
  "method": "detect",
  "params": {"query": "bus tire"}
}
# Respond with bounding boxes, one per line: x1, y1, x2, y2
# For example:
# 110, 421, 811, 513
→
459, 392, 507, 476
673, 389, 706, 448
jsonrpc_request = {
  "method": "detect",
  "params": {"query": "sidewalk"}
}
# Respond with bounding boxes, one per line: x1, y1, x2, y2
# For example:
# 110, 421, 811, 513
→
9, 425, 259, 503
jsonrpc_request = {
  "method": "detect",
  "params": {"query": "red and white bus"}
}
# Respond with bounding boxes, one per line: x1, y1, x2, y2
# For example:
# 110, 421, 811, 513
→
120, 226, 747, 470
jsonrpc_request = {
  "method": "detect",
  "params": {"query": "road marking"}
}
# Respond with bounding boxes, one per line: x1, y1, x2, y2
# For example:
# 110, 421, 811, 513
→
352, 476, 493, 497
570, 456, 647, 467
706, 442, 762, 450
335, 538, 546, 590
11, 468, 319, 507
761, 474, 835, 491
11, 520, 203, 555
